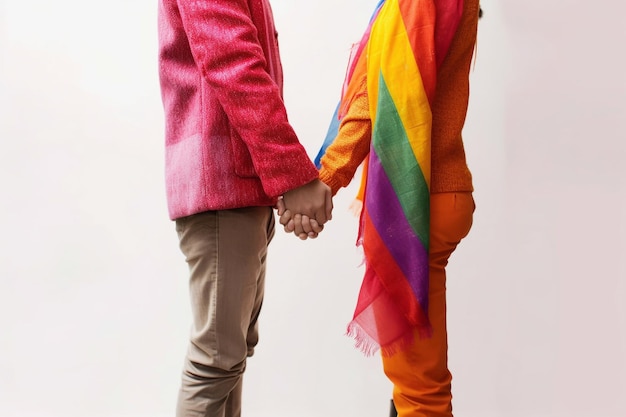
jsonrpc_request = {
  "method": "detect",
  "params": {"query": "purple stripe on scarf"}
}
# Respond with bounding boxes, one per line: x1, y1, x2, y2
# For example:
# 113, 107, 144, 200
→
365, 149, 429, 308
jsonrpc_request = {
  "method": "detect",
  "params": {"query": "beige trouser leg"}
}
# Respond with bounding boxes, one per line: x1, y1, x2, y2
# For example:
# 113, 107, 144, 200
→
174, 207, 275, 417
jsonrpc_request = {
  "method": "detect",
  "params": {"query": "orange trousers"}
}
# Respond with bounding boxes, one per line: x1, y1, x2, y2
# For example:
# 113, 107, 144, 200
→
382, 192, 474, 417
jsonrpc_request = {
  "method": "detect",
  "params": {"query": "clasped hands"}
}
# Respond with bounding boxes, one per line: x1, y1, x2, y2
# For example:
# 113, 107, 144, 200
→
276, 179, 333, 240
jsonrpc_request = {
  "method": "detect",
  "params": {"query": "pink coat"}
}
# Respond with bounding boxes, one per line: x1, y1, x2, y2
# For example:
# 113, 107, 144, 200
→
158, 0, 318, 219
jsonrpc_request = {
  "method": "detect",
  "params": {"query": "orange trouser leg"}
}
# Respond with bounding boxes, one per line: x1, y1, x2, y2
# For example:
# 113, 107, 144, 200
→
382, 192, 474, 417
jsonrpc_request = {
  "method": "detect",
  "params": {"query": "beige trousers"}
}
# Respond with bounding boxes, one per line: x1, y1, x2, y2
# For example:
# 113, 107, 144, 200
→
174, 207, 275, 417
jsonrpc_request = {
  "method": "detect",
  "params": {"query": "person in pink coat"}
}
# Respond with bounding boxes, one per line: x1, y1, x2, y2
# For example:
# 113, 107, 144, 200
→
158, 1, 332, 416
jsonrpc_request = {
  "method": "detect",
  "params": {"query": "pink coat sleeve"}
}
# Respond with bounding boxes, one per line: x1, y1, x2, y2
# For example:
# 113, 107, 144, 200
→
176, 0, 318, 196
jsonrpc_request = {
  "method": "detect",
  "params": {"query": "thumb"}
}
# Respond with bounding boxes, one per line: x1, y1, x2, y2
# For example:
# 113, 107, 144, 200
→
276, 197, 286, 215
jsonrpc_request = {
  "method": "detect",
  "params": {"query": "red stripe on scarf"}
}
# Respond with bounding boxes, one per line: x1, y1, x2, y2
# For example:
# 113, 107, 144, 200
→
348, 208, 432, 355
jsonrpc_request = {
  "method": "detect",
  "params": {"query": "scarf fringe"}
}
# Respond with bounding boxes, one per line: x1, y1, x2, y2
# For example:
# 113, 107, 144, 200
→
347, 321, 434, 357
346, 321, 381, 357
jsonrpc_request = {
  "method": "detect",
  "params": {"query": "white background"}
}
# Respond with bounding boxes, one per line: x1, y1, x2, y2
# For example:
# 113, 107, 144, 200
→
1, 0, 625, 416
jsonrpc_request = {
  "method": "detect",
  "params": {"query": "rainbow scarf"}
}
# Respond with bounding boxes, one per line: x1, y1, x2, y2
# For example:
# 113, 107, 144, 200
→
315, 0, 464, 356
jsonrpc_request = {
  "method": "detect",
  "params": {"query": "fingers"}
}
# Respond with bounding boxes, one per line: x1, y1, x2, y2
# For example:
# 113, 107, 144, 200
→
279, 208, 294, 231
301, 214, 322, 239
284, 218, 295, 234
300, 215, 312, 234
310, 218, 323, 233
299, 215, 323, 239
309, 218, 323, 238
292, 214, 308, 240
280, 211, 323, 239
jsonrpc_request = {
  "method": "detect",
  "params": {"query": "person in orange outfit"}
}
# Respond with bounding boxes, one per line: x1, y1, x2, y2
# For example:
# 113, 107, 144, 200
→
279, 1, 481, 416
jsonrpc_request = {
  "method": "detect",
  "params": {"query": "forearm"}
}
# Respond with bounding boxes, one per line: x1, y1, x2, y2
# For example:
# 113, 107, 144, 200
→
178, 0, 317, 193
319, 77, 372, 195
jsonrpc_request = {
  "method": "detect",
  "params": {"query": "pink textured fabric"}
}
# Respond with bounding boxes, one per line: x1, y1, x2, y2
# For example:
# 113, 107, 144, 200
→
158, 0, 319, 219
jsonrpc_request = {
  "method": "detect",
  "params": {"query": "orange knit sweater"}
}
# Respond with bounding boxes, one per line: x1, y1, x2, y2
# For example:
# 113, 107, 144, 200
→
319, 0, 479, 196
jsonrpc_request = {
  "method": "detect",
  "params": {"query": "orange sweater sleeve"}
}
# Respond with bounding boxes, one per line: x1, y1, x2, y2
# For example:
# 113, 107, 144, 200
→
318, 76, 372, 196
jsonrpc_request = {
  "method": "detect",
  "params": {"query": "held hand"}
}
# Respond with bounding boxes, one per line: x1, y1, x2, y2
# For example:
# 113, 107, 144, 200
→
276, 198, 324, 240
293, 213, 324, 240
281, 179, 333, 225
